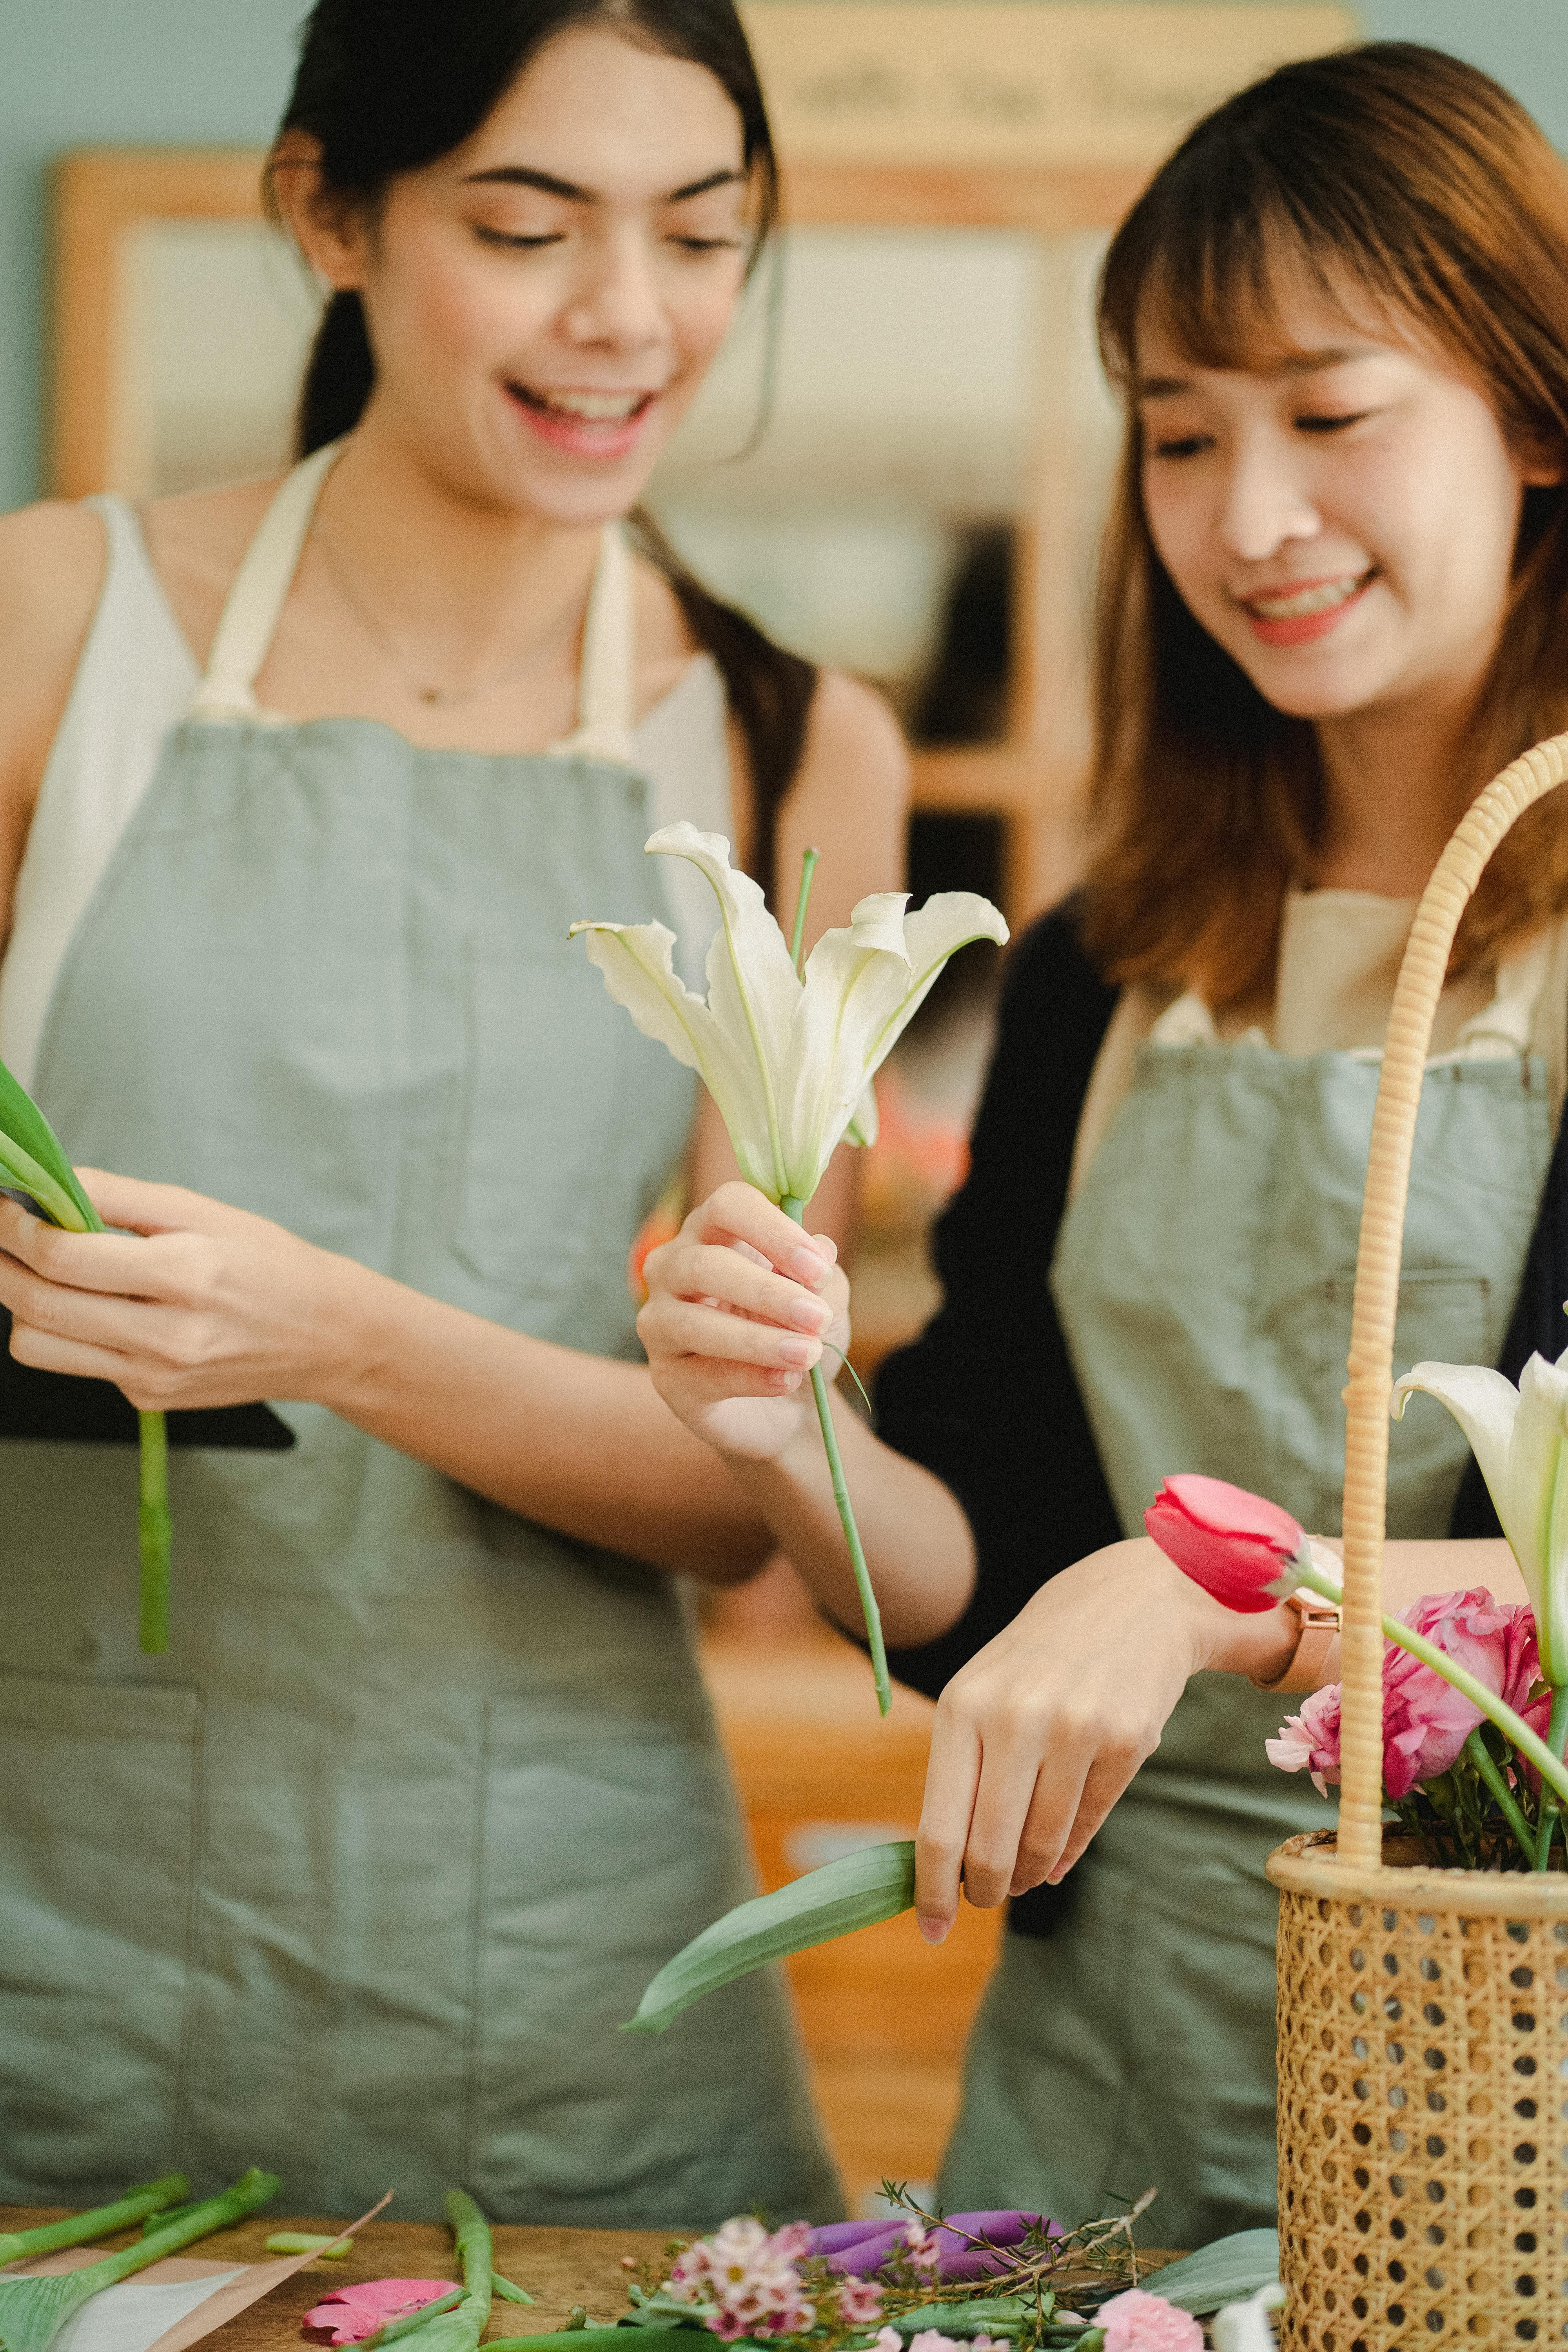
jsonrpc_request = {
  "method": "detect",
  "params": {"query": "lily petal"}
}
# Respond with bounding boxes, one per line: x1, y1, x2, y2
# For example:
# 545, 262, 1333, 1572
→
1517, 1352, 1568, 1680
1394, 1359, 1539, 1610
847, 892, 915, 960
569, 918, 782, 1196
648, 825, 800, 1199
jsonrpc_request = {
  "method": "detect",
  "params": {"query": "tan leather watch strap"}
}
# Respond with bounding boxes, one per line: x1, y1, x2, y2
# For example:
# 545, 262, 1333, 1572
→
1252, 1587, 1343, 1695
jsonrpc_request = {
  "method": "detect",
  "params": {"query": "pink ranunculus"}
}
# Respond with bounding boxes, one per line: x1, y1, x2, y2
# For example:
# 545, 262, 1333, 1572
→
1267, 1680, 1343, 1797
1095, 2287, 1204, 2350
1267, 1588, 1547, 1804
1383, 1588, 1541, 1801
303, 2283, 455, 2346
1144, 1474, 1307, 1613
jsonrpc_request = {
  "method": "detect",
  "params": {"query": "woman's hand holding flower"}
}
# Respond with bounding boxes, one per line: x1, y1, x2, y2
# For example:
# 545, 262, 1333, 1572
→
637, 1180, 846, 1461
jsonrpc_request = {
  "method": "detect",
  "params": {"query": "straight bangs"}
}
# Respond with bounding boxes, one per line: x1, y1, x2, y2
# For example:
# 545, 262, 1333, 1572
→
1082, 41, 1568, 1009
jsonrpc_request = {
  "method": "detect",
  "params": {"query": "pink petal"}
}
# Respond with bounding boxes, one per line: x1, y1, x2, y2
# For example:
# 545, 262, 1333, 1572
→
303, 2282, 456, 2345
1145, 1475, 1304, 1613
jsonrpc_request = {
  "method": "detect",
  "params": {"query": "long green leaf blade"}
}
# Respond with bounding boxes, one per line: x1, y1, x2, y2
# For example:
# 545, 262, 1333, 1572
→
0, 1056, 102, 1232
0, 1051, 171, 1656
0, 2176, 188, 2265
623, 1839, 916, 2033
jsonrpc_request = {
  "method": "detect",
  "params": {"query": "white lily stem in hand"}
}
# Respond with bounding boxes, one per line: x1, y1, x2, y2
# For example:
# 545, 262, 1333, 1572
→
782, 1191, 891, 1717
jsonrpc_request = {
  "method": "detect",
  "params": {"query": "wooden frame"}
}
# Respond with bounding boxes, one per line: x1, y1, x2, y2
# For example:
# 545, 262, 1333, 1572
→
51, 143, 1129, 920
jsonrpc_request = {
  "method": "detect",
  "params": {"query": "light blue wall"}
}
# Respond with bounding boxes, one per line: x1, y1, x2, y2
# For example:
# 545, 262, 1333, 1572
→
0, 0, 1563, 513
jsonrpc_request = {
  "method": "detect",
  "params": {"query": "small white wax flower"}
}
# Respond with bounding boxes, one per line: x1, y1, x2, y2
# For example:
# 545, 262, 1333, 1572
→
572, 822, 1008, 1207
1393, 1342, 1568, 1682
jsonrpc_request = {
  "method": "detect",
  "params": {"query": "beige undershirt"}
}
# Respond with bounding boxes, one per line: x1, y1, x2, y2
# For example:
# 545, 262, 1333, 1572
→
1069, 890, 1568, 1201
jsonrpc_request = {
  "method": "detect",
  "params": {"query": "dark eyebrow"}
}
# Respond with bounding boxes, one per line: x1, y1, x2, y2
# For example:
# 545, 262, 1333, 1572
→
1134, 345, 1384, 399
460, 165, 745, 203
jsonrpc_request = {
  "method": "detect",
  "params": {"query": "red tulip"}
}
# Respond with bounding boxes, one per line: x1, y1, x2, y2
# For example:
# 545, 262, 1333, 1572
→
1144, 1473, 1313, 1613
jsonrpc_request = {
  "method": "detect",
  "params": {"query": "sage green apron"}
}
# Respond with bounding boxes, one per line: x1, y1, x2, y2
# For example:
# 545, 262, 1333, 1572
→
0, 450, 837, 2227
937, 964, 1553, 2247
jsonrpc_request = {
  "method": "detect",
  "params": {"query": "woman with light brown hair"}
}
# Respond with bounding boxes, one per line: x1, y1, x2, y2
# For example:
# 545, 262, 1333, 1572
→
635, 42, 1568, 2238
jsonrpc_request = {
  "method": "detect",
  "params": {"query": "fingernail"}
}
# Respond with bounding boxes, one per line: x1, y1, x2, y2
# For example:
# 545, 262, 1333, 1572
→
781, 1369, 803, 1392
916, 1914, 950, 1947
788, 1245, 829, 1285
778, 1336, 817, 1367
787, 1295, 832, 1333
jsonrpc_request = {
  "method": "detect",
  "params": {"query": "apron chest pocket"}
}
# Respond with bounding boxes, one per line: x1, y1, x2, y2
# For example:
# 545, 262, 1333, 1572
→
0, 1672, 200, 2192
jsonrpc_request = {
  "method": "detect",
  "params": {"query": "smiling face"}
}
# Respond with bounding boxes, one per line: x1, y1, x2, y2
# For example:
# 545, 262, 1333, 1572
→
310, 24, 753, 524
1134, 274, 1558, 731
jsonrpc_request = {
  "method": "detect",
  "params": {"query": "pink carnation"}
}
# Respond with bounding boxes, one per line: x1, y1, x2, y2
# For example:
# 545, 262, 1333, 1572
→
1096, 2288, 1204, 2350
303, 2283, 454, 2346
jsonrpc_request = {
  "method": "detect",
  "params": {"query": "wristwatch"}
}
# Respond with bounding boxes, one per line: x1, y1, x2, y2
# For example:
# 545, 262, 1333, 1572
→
1250, 1584, 1343, 1695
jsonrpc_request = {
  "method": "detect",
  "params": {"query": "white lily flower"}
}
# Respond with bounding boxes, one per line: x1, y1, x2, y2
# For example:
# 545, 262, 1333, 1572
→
1392, 1344, 1568, 1683
571, 822, 1009, 1206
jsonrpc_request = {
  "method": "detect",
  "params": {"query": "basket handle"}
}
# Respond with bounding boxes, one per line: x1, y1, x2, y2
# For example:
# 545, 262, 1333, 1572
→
1337, 731, 1568, 1868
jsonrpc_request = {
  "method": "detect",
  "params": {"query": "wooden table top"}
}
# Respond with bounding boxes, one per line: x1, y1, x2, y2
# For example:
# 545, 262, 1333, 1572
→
0, 2210, 675, 2352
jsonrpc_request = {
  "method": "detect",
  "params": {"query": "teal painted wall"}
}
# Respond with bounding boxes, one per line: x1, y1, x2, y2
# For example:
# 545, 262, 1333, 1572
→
0, 0, 1562, 513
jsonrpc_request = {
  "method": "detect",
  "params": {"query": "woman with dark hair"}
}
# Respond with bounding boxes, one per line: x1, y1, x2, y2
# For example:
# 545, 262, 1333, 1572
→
0, 0, 905, 2222
636, 42, 1568, 2241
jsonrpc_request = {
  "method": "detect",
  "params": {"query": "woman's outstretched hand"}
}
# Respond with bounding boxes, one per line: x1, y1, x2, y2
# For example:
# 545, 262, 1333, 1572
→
0, 1170, 355, 1410
638, 1179, 848, 1461
913, 1537, 1299, 1944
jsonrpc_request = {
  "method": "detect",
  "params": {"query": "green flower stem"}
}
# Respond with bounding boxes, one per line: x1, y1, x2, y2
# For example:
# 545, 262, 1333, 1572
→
138, 1408, 171, 1654
1292, 1556, 1568, 1811
2, 1135, 172, 1656
1534, 1686, 1568, 1872
1463, 1728, 1537, 1864
783, 1191, 890, 1718
0, 2176, 188, 2264
789, 846, 820, 976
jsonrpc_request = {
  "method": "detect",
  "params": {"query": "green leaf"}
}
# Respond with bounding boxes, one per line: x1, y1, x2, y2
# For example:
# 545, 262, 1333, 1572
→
1138, 2229, 1280, 2316
0, 1055, 102, 1233
494, 2278, 536, 2305
0, 2167, 278, 2352
486, 2334, 711, 2352
0, 2176, 188, 2265
623, 1840, 916, 2033
883, 2303, 1030, 2338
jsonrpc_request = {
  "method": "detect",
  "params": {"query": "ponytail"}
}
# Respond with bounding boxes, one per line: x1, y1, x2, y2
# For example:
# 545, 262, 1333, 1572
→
297, 290, 377, 456
628, 512, 816, 913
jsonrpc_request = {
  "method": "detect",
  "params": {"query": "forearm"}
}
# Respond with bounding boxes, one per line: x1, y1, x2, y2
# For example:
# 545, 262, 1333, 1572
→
1207, 1535, 1525, 1693
311, 1254, 773, 1582
724, 1386, 976, 1647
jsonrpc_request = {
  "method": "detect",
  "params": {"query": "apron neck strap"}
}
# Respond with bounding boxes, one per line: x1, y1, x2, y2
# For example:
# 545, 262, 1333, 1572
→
547, 521, 636, 762
191, 441, 344, 719
191, 442, 637, 757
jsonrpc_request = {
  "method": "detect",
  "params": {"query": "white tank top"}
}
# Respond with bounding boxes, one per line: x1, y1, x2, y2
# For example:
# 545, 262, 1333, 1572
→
0, 444, 733, 1089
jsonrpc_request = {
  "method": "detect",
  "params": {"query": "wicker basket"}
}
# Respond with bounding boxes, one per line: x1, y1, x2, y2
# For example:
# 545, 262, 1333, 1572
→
1264, 730, 1568, 2348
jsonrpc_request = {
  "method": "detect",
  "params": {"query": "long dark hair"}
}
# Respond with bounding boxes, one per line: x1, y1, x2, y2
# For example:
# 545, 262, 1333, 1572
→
271, 0, 812, 906
1080, 42, 1568, 1007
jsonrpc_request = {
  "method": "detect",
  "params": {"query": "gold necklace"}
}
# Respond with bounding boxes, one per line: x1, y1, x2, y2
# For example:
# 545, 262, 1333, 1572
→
315, 525, 578, 710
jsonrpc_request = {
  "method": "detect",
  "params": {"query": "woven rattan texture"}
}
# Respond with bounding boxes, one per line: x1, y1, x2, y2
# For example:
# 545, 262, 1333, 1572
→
1274, 1837, 1568, 2347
